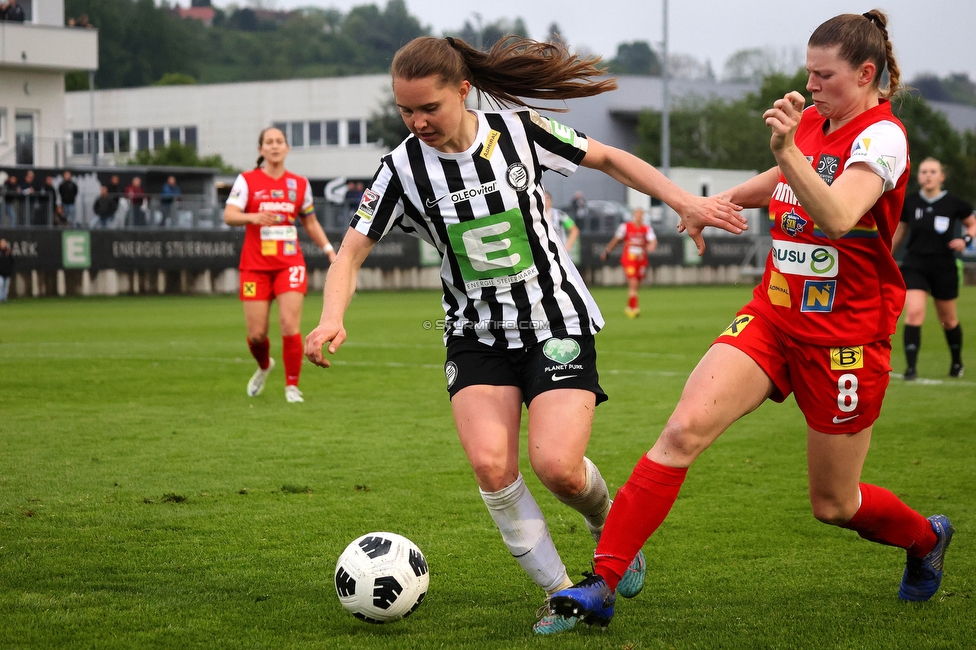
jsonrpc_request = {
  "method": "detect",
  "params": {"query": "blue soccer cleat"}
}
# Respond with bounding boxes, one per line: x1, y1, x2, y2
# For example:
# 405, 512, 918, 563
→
616, 550, 646, 598
550, 573, 616, 628
898, 514, 954, 602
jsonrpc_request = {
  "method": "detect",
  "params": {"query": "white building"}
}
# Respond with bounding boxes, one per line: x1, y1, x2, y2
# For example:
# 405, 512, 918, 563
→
64, 74, 393, 179
0, 0, 98, 167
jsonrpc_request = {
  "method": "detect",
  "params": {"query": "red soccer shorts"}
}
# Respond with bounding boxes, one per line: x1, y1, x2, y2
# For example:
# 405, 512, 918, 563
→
622, 262, 647, 280
713, 303, 892, 434
239, 266, 308, 301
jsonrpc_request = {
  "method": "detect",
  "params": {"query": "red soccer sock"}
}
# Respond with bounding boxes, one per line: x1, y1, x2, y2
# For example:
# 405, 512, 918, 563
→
594, 456, 687, 591
841, 483, 937, 557
628, 295, 638, 310
282, 333, 303, 387
248, 337, 271, 370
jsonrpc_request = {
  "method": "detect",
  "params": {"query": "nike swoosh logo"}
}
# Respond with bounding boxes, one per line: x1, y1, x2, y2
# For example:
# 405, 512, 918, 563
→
551, 374, 577, 382
832, 414, 860, 424
425, 194, 448, 209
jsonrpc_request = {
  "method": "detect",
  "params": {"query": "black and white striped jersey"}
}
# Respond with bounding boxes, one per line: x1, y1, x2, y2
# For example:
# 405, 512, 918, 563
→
350, 109, 604, 348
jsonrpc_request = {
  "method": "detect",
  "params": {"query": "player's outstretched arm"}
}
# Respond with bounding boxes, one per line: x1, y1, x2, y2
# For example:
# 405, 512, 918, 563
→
304, 228, 375, 368
580, 138, 745, 255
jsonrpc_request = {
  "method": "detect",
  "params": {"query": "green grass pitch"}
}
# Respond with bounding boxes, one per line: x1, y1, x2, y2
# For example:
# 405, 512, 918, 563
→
1, 285, 973, 649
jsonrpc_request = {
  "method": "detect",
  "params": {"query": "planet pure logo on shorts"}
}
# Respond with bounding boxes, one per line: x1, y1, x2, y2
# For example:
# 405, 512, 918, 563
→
771, 241, 838, 277
542, 338, 580, 365
445, 361, 458, 388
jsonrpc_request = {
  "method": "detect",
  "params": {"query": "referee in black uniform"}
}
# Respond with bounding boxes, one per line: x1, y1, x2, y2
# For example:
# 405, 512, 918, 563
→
892, 157, 976, 379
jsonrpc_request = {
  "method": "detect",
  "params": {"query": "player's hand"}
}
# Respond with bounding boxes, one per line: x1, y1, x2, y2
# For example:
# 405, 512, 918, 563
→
764, 91, 805, 154
304, 322, 346, 368
600, 250, 608, 261
251, 211, 279, 226
948, 237, 967, 253
675, 195, 745, 256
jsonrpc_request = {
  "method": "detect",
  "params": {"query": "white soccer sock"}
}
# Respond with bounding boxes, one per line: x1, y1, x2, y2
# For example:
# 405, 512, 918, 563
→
552, 457, 611, 543
480, 474, 569, 593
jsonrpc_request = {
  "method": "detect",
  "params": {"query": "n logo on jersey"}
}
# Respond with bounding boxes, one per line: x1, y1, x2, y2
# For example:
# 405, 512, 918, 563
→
830, 346, 863, 370
801, 280, 836, 312
243, 282, 257, 297
781, 209, 808, 237
721, 314, 753, 337
817, 154, 840, 185
355, 189, 380, 221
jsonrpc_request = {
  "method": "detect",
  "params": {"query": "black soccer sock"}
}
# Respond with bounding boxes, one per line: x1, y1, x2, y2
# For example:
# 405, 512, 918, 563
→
944, 324, 963, 366
903, 325, 921, 370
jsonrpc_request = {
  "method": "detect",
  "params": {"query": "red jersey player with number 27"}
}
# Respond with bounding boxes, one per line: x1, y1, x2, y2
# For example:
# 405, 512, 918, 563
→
552, 11, 953, 629
224, 127, 337, 403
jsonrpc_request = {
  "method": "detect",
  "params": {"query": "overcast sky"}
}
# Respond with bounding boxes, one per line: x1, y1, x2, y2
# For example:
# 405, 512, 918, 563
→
216, 0, 976, 81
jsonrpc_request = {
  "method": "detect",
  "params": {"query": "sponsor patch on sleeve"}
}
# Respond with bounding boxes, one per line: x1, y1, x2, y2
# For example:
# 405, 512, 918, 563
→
720, 314, 754, 337
355, 189, 380, 221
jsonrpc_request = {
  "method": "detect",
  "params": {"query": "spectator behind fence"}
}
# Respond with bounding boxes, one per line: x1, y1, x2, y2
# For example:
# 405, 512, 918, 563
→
18, 170, 35, 226
38, 176, 57, 226
1, 0, 26, 22
160, 175, 181, 227
125, 176, 146, 227
3, 176, 17, 226
107, 174, 122, 214
59, 171, 79, 226
0, 238, 13, 302
93, 186, 116, 229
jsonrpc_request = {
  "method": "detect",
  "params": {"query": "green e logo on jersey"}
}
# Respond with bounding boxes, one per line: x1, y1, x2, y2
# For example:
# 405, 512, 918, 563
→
447, 209, 538, 290
546, 118, 577, 147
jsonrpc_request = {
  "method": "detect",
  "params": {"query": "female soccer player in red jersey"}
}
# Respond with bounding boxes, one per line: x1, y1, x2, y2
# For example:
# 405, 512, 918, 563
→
552, 11, 953, 628
224, 127, 337, 403
601, 208, 657, 317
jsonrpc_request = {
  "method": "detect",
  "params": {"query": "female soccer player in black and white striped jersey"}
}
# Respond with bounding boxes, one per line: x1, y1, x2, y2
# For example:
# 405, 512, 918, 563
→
304, 35, 746, 633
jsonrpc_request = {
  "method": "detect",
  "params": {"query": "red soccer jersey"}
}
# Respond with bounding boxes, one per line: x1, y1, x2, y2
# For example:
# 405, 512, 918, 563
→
751, 100, 909, 346
226, 168, 315, 271
615, 221, 656, 264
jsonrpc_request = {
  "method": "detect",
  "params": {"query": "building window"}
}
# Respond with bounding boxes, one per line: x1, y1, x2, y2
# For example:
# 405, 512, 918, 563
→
0, 108, 6, 142
153, 128, 165, 149
72, 131, 86, 155
366, 120, 379, 144
137, 129, 150, 151
272, 122, 286, 137
104, 130, 115, 154
325, 120, 339, 146
347, 120, 362, 146
309, 122, 322, 147
119, 129, 131, 153
170, 127, 181, 145
291, 121, 304, 147
184, 126, 197, 149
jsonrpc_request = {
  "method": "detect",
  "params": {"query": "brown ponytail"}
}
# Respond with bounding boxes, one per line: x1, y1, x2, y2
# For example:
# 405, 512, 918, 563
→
390, 36, 617, 110
809, 9, 901, 98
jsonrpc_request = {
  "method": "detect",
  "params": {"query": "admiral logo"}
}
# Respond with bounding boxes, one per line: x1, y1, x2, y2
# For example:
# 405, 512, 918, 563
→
817, 155, 840, 185
767, 270, 791, 307
801, 280, 836, 312
772, 182, 799, 207
271, 189, 284, 199
772, 241, 838, 277
781, 209, 808, 237
258, 201, 296, 214
355, 189, 380, 221
506, 163, 529, 192
480, 129, 501, 160
830, 346, 863, 370
721, 314, 753, 337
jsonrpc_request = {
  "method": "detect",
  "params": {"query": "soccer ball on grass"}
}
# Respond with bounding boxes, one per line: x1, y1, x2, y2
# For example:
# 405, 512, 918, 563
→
334, 532, 429, 624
